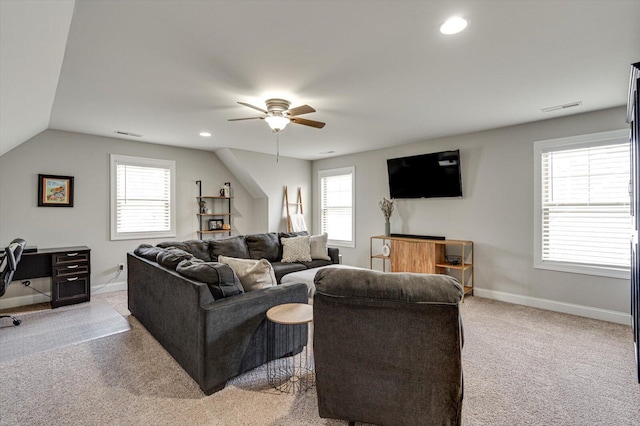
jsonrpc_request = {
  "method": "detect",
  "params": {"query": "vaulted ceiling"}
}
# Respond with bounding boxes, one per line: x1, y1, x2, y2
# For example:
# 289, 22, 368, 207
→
1, 0, 639, 159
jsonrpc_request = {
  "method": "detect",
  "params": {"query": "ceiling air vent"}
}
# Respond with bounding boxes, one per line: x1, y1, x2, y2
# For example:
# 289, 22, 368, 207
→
541, 101, 582, 113
114, 131, 143, 137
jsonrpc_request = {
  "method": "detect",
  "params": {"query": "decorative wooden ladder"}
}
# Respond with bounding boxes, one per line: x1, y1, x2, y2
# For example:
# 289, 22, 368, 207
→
284, 186, 305, 232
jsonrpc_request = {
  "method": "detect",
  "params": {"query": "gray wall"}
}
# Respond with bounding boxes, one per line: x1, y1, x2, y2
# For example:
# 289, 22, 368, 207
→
226, 149, 311, 233
312, 106, 630, 322
0, 129, 255, 307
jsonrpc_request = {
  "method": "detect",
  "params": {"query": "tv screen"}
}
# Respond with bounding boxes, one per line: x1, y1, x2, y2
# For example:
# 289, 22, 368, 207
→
387, 150, 462, 199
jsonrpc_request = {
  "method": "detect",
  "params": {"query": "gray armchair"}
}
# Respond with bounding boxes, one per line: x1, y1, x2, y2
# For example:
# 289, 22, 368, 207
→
0, 238, 27, 326
313, 267, 464, 426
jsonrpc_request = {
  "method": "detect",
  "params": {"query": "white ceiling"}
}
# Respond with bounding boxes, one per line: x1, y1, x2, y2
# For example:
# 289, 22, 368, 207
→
1, 1, 639, 160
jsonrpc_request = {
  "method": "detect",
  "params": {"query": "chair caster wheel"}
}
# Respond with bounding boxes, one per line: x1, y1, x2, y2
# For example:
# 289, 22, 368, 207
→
13, 319, 21, 326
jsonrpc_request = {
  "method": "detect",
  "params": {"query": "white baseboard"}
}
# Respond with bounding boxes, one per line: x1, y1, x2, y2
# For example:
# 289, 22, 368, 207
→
474, 287, 631, 325
92, 280, 127, 295
0, 281, 127, 310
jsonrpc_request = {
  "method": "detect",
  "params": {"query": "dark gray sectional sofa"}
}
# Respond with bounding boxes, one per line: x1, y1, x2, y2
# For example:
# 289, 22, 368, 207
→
127, 232, 338, 395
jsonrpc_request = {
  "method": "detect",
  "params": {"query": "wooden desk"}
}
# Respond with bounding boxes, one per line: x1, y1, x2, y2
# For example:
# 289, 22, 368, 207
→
13, 246, 91, 308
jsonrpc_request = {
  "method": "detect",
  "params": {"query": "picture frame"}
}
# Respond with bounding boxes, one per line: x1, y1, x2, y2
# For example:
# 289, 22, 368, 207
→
209, 219, 224, 230
38, 174, 74, 207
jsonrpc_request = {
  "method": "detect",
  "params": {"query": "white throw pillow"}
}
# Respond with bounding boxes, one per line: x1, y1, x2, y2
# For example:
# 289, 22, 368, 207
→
309, 233, 331, 260
281, 235, 312, 263
217, 256, 277, 292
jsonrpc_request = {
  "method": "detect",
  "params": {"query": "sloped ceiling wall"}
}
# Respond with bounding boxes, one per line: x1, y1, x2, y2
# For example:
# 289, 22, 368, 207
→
0, 0, 75, 156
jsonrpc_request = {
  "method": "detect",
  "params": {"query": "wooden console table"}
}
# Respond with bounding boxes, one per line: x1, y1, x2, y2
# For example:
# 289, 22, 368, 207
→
370, 236, 473, 298
13, 246, 91, 308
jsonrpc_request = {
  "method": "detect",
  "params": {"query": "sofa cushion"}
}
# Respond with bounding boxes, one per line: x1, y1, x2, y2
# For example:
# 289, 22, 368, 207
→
302, 259, 334, 269
183, 239, 213, 261
271, 261, 307, 283
157, 241, 189, 252
156, 247, 194, 270
277, 231, 308, 259
156, 240, 212, 261
209, 236, 250, 261
246, 233, 280, 262
309, 233, 331, 260
134, 244, 164, 262
281, 235, 312, 263
218, 255, 277, 292
176, 258, 244, 299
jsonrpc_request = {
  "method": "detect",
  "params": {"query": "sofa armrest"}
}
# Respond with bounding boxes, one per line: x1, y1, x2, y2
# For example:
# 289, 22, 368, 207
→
328, 247, 340, 264
198, 282, 309, 392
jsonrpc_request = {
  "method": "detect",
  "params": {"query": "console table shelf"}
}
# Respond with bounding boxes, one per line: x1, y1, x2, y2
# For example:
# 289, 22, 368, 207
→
370, 235, 474, 298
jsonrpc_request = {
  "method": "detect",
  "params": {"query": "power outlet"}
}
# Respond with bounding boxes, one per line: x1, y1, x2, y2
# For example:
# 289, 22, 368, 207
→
118, 263, 125, 271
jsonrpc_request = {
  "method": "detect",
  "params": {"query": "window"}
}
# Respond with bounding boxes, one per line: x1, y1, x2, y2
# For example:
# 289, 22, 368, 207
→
110, 154, 176, 240
319, 166, 355, 247
534, 129, 630, 278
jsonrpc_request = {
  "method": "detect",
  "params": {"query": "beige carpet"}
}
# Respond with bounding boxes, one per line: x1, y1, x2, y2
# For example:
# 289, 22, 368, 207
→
0, 291, 638, 425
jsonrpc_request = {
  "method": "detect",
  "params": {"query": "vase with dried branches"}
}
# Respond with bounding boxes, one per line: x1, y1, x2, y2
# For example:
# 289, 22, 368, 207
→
379, 197, 395, 236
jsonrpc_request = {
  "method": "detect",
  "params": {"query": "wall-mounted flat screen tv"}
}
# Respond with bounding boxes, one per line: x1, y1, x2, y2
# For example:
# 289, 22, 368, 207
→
387, 150, 462, 199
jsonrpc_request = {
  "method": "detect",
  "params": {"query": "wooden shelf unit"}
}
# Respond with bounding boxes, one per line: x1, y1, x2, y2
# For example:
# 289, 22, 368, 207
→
196, 195, 233, 238
370, 235, 474, 298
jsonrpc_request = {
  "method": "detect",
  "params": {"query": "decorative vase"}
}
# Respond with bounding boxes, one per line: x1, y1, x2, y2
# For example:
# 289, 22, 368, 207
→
384, 220, 390, 236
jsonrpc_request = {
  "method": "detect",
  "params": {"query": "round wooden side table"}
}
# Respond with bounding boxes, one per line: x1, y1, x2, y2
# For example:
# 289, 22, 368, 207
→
266, 303, 314, 393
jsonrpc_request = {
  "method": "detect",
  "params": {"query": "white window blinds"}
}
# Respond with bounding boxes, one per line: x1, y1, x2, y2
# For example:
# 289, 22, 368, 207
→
110, 155, 176, 240
320, 167, 354, 246
540, 140, 630, 271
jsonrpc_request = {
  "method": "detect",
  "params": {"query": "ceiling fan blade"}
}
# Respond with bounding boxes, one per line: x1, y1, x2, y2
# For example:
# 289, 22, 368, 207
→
287, 104, 316, 116
228, 117, 264, 121
290, 117, 326, 129
238, 102, 268, 114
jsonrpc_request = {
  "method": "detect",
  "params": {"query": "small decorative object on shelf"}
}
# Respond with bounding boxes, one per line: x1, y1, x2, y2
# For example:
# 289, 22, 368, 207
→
209, 219, 224, 230
446, 255, 462, 265
199, 200, 207, 214
379, 197, 395, 236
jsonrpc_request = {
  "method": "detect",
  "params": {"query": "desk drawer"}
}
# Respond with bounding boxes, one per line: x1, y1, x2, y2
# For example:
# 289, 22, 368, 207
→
54, 264, 89, 278
52, 276, 90, 308
53, 251, 90, 265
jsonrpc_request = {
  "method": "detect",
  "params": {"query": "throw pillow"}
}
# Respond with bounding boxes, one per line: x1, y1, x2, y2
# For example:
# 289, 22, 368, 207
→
209, 236, 250, 261
277, 231, 309, 259
156, 247, 194, 270
134, 244, 165, 262
176, 258, 244, 299
309, 233, 331, 260
246, 233, 280, 262
217, 255, 277, 292
281, 235, 312, 263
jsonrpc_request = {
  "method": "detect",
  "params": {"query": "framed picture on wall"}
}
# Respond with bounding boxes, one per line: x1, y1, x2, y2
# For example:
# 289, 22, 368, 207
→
38, 174, 74, 207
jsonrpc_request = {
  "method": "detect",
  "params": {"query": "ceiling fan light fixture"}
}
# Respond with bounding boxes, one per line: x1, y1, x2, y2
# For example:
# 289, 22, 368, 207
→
265, 115, 290, 132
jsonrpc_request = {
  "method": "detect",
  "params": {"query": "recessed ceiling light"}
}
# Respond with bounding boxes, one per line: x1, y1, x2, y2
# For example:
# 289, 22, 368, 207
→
199, 132, 211, 137
440, 17, 468, 35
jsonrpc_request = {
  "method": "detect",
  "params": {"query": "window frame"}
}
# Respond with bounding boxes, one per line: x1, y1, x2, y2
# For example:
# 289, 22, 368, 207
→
533, 129, 630, 279
318, 166, 356, 248
110, 154, 176, 241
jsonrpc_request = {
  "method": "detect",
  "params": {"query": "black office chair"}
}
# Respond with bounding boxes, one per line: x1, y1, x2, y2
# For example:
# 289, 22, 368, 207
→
0, 238, 27, 326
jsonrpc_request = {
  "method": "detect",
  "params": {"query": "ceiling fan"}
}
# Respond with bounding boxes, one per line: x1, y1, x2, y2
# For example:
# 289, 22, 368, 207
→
228, 98, 326, 132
